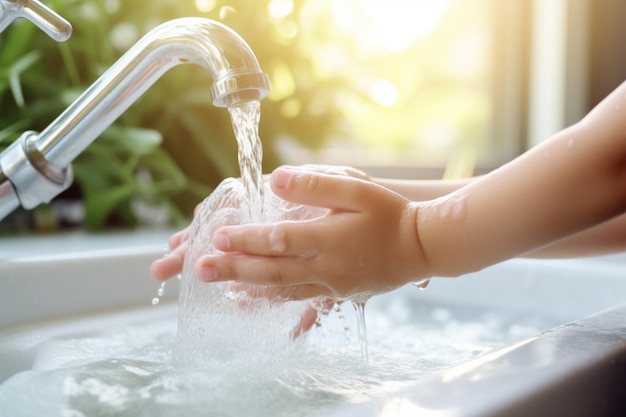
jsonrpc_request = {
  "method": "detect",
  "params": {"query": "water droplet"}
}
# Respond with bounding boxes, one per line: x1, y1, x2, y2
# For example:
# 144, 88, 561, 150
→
412, 279, 430, 290
334, 303, 351, 344
151, 298, 160, 305
157, 282, 166, 297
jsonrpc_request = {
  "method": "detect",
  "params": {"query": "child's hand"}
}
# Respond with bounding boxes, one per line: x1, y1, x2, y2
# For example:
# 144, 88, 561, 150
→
149, 227, 189, 281
194, 167, 429, 300
150, 165, 370, 283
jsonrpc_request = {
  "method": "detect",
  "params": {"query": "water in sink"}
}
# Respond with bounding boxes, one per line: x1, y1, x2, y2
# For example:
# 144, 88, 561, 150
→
0, 293, 554, 417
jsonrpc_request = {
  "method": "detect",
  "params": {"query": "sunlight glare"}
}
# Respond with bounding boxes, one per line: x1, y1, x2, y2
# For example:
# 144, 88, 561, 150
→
332, 0, 451, 52
195, 0, 217, 13
332, 0, 355, 31
371, 80, 399, 107
269, 0, 294, 19
447, 27, 489, 77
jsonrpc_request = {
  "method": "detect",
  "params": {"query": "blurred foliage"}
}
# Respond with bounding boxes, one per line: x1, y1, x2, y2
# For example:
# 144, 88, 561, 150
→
0, 0, 497, 234
0, 0, 343, 233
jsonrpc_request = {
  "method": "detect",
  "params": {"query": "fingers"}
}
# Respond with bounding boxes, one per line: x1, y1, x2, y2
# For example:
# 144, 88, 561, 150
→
150, 227, 190, 281
291, 304, 320, 339
270, 167, 372, 212
213, 220, 328, 257
194, 253, 332, 296
168, 227, 189, 250
150, 202, 199, 281
150, 242, 186, 281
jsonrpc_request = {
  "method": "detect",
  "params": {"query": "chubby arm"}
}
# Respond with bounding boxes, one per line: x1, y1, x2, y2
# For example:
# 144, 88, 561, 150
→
418, 80, 626, 276
372, 177, 626, 258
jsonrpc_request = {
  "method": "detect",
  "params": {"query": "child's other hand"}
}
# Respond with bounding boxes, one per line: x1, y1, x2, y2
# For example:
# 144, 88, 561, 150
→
150, 202, 204, 281
149, 228, 188, 281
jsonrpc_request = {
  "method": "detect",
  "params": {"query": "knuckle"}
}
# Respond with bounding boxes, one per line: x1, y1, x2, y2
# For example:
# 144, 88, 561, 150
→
265, 263, 285, 286
302, 173, 321, 195
268, 225, 288, 253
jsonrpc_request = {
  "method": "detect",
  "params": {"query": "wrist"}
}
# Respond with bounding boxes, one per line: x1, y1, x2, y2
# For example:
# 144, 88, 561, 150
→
414, 195, 474, 278
401, 202, 432, 284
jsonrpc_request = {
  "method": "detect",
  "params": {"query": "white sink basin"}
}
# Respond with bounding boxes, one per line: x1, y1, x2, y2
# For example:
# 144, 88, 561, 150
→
1, 231, 625, 416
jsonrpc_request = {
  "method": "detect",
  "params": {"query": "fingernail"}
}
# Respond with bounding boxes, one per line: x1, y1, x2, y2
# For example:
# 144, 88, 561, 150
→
195, 259, 218, 282
271, 168, 292, 189
213, 231, 231, 251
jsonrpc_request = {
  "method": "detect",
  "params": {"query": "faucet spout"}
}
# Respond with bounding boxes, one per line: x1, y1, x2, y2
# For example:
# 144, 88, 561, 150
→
0, 17, 270, 221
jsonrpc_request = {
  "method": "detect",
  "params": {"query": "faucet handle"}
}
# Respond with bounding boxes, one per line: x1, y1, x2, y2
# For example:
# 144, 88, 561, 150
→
0, 0, 72, 42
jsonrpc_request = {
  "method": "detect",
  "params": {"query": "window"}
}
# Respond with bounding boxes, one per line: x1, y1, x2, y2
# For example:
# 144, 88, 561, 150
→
269, 0, 530, 178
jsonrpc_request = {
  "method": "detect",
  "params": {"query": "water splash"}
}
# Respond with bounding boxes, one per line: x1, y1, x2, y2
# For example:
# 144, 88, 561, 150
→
174, 178, 327, 368
176, 99, 382, 366
174, 100, 339, 367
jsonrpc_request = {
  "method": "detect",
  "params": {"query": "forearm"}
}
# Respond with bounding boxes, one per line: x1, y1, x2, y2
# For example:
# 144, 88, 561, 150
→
378, 175, 626, 260
417, 81, 626, 277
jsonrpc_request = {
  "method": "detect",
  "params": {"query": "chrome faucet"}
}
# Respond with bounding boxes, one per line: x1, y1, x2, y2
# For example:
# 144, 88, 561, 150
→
0, 17, 270, 221
0, 0, 72, 41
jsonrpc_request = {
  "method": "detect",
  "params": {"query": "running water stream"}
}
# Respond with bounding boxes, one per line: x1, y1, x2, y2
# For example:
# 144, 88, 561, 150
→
228, 101, 265, 223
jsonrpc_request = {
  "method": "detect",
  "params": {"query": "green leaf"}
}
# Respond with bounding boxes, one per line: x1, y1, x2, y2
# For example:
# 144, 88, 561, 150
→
0, 21, 37, 66
8, 51, 41, 108
100, 125, 163, 156
139, 148, 187, 189
73, 151, 135, 198
177, 110, 237, 177
83, 184, 137, 230
0, 119, 30, 145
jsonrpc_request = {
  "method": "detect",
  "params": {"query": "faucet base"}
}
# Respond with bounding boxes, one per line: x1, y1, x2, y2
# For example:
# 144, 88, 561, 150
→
0, 131, 73, 214
0, 169, 20, 222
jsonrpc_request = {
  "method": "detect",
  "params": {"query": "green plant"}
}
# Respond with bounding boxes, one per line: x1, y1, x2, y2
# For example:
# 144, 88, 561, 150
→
0, 0, 342, 233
